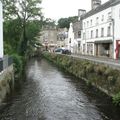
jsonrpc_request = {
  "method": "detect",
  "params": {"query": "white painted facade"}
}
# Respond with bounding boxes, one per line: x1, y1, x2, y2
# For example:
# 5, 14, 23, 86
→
81, 0, 120, 59
0, 1, 3, 58
68, 23, 74, 53
68, 23, 78, 53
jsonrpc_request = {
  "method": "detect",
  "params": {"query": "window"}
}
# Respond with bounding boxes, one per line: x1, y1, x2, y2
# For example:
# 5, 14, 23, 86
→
87, 31, 89, 39
84, 22, 86, 28
107, 26, 111, 36
91, 30, 93, 38
101, 15, 104, 21
90, 19, 92, 26
96, 17, 99, 25
87, 21, 89, 27
83, 33, 86, 40
108, 12, 112, 21
69, 38, 71, 43
96, 29, 98, 38
78, 31, 81, 38
78, 41, 81, 48
87, 43, 93, 55
101, 28, 104, 37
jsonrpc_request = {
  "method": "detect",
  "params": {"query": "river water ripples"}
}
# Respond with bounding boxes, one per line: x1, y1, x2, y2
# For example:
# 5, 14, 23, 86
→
0, 58, 120, 120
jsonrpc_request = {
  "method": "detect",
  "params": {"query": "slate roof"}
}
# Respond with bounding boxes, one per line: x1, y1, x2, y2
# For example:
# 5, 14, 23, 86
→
81, 0, 120, 19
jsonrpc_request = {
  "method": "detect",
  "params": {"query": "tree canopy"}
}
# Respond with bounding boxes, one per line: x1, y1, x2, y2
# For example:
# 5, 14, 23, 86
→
57, 16, 78, 29
3, 0, 43, 56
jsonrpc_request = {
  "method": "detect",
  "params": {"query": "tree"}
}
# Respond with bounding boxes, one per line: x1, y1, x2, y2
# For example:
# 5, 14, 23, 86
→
57, 16, 78, 29
3, 19, 22, 54
4, 19, 42, 56
3, 0, 42, 56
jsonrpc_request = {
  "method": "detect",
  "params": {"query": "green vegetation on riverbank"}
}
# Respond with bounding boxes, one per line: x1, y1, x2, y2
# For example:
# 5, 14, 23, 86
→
3, 0, 43, 86
43, 52, 120, 106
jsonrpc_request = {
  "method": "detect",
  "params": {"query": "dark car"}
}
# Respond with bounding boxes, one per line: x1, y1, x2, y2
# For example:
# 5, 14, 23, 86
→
62, 49, 71, 55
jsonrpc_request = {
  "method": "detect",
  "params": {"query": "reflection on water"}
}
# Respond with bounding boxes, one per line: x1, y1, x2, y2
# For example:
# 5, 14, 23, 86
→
0, 58, 120, 120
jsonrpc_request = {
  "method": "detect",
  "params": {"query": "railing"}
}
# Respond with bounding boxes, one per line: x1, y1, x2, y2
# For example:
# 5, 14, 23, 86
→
0, 55, 13, 73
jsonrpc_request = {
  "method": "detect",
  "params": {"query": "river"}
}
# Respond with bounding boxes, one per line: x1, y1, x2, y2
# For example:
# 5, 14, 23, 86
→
0, 58, 120, 120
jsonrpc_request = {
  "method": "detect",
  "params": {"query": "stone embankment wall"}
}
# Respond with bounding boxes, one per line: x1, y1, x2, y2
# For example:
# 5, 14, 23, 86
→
0, 65, 14, 103
43, 52, 120, 97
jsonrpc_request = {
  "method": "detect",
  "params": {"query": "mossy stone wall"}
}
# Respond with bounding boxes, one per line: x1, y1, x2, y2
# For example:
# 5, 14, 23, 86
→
43, 52, 120, 97
0, 65, 14, 103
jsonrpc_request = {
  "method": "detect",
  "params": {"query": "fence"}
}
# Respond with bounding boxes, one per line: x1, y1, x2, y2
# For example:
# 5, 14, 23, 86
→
0, 55, 13, 73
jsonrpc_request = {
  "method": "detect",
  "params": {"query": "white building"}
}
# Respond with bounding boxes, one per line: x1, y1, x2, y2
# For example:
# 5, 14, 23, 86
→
0, 1, 3, 58
68, 23, 76, 53
81, 0, 120, 59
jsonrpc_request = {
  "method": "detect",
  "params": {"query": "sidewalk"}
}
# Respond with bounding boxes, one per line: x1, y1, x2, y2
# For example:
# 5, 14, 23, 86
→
71, 54, 120, 70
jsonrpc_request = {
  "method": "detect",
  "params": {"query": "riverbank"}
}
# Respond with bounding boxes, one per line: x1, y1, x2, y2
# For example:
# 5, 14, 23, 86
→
43, 52, 120, 106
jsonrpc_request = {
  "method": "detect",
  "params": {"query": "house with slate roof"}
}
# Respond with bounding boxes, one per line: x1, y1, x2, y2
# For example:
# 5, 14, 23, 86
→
81, 0, 120, 59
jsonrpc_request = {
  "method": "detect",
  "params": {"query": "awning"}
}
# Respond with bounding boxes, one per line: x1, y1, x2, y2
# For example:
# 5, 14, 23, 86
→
94, 40, 113, 44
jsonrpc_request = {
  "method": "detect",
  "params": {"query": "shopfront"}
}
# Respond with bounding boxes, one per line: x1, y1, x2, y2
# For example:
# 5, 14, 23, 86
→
95, 40, 113, 58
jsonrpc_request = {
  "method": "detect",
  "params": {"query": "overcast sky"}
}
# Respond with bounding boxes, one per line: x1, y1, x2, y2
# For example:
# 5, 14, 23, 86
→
41, 0, 109, 21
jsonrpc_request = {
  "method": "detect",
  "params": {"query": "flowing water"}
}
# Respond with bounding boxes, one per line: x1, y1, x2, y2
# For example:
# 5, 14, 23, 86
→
0, 58, 120, 120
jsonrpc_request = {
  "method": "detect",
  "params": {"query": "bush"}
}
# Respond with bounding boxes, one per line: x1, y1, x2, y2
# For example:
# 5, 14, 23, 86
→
113, 92, 120, 106
11, 54, 23, 76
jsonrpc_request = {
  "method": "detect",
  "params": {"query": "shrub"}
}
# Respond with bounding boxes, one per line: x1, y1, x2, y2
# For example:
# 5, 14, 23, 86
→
11, 54, 23, 76
113, 92, 120, 106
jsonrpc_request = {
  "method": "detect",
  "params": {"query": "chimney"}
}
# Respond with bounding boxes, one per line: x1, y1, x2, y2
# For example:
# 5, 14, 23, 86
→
91, 0, 101, 9
78, 9, 86, 21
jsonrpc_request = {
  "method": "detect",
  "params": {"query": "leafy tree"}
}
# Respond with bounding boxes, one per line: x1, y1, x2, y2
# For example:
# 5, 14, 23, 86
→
4, 19, 42, 56
43, 18, 56, 27
57, 16, 78, 29
3, 0, 42, 56
3, 19, 22, 54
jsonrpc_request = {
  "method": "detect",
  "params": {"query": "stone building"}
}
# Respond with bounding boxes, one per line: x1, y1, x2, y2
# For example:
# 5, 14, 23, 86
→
68, 9, 86, 54
57, 28, 68, 48
40, 26, 57, 52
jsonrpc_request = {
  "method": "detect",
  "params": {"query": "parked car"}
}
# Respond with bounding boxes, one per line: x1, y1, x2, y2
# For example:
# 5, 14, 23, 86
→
54, 48, 71, 55
54, 48, 64, 54
62, 49, 71, 55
